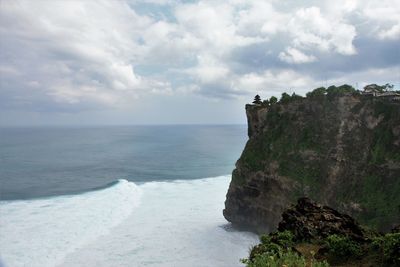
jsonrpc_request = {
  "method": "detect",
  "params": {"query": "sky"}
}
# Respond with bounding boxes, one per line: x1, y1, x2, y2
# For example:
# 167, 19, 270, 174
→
0, 0, 399, 125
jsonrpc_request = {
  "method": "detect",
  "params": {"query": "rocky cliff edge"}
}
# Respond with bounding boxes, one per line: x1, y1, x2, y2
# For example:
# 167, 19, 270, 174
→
224, 93, 400, 233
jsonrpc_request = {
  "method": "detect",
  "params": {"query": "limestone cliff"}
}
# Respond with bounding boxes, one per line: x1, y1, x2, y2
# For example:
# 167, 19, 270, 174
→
224, 93, 400, 233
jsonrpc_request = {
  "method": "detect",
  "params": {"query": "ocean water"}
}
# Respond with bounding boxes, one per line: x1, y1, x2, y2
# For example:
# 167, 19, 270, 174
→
0, 125, 258, 267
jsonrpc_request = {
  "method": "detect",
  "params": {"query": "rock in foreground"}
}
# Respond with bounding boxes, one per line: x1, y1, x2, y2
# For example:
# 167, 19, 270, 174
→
243, 198, 400, 267
278, 197, 366, 242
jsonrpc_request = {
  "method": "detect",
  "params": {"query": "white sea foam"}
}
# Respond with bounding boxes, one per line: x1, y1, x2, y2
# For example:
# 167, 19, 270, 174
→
0, 179, 141, 267
1, 176, 258, 267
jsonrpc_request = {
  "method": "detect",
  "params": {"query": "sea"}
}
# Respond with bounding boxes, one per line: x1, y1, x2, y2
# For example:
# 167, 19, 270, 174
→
0, 125, 258, 267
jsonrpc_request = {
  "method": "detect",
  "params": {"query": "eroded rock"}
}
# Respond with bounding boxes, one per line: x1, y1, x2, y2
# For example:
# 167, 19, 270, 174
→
278, 197, 366, 241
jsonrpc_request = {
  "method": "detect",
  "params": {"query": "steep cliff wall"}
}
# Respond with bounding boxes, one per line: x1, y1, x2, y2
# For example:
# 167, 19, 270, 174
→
224, 94, 400, 233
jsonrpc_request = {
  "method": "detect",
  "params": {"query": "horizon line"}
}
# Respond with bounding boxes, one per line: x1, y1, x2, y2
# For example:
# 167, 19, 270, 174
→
0, 123, 248, 128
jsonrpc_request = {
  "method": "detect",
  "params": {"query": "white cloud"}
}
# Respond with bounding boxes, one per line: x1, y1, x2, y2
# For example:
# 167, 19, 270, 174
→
236, 1, 287, 37
188, 55, 230, 84
288, 7, 357, 55
174, 1, 260, 54
0, 0, 398, 117
361, 0, 400, 40
0, 0, 154, 107
235, 70, 316, 96
378, 24, 400, 40
279, 47, 317, 64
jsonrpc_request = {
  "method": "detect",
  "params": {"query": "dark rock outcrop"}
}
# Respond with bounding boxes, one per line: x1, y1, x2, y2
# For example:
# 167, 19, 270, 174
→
278, 197, 366, 241
246, 197, 400, 266
224, 94, 400, 233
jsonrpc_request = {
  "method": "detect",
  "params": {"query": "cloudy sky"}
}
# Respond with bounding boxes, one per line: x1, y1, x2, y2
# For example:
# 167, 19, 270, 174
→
0, 0, 399, 125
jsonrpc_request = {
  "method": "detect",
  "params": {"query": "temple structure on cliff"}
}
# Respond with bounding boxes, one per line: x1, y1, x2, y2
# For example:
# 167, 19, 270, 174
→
362, 84, 400, 101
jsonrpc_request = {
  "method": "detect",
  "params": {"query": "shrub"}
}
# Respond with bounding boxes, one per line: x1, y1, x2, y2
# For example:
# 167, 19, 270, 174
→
242, 250, 305, 267
279, 92, 303, 104
262, 99, 270, 107
291, 93, 303, 101
311, 261, 330, 267
325, 235, 363, 258
242, 249, 329, 267
326, 84, 356, 97
260, 234, 272, 244
280, 92, 291, 104
269, 96, 278, 104
371, 233, 400, 264
249, 233, 288, 261
255, 235, 282, 256
274, 230, 295, 248
306, 87, 326, 98
246, 232, 329, 267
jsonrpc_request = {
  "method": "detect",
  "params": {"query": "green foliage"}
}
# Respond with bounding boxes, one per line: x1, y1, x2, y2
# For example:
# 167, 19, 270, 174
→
240, 139, 265, 171
244, 231, 398, 267
275, 230, 295, 248
301, 84, 357, 98
245, 231, 329, 267
371, 233, 400, 265
257, 235, 282, 255
242, 85, 400, 231
278, 156, 322, 198
269, 96, 278, 104
358, 174, 400, 230
370, 101, 400, 164
242, 250, 305, 267
297, 124, 323, 151
373, 100, 397, 118
326, 84, 356, 97
291, 93, 304, 101
258, 231, 295, 252
231, 169, 246, 185
311, 260, 330, 267
306, 87, 326, 98
247, 97, 326, 196
279, 92, 304, 104
242, 249, 329, 267
325, 235, 363, 258
370, 138, 388, 164
260, 234, 272, 244
280, 92, 291, 104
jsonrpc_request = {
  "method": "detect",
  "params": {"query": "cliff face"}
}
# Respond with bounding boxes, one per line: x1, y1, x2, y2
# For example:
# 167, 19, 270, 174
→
224, 94, 400, 233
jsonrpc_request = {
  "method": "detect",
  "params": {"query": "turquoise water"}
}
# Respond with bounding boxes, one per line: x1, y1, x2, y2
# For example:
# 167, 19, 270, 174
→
0, 125, 247, 200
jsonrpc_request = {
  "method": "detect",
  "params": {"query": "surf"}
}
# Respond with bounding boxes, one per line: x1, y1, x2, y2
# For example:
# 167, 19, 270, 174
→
0, 179, 141, 267
60, 175, 258, 267
1, 176, 258, 267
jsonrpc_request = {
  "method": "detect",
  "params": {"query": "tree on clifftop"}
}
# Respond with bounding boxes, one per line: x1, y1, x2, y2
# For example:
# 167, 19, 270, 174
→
280, 92, 291, 103
269, 96, 278, 104
253, 94, 262, 104
306, 87, 327, 98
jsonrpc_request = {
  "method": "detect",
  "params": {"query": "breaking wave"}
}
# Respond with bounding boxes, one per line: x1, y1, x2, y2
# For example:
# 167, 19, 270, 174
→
0, 176, 258, 267
0, 179, 141, 267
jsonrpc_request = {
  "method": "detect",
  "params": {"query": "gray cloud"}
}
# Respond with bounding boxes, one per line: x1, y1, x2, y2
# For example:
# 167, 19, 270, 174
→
0, 0, 399, 124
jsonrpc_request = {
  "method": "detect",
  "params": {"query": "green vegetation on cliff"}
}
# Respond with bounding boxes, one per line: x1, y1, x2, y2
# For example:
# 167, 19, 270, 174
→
243, 230, 400, 267
224, 84, 400, 233
242, 198, 400, 267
